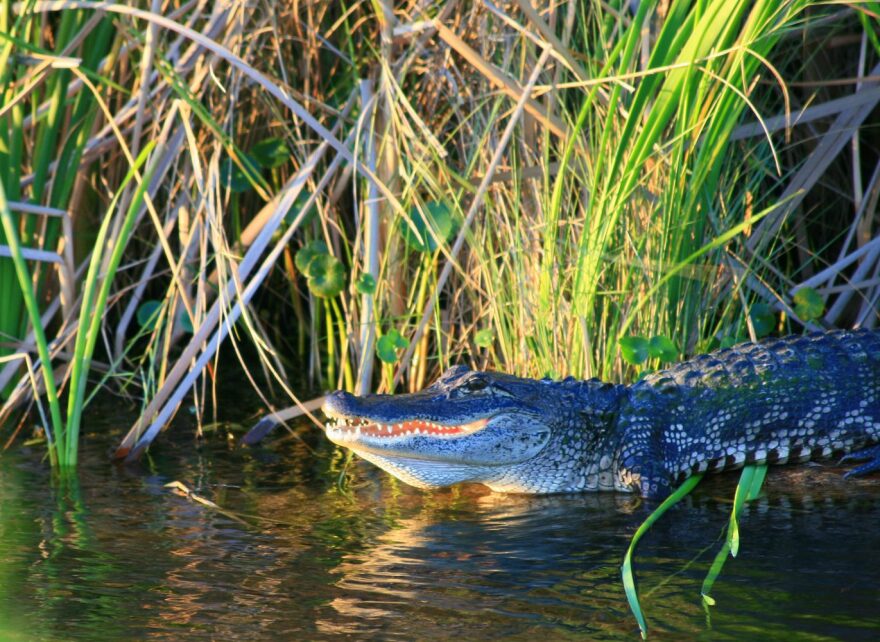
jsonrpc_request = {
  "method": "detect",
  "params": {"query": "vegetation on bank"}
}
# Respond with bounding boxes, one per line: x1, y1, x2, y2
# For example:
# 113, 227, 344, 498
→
1, 0, 879, 635
2, 0, 877, 457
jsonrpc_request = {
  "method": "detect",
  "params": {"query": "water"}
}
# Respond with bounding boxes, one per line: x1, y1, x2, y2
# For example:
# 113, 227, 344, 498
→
1, 409, 879, 640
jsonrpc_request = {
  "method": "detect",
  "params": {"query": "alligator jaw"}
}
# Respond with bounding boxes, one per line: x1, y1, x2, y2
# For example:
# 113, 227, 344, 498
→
324, 412, 489, 445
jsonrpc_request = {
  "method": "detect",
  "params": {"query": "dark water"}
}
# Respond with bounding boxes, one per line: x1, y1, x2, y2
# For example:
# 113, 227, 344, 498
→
1, 411, 879, 641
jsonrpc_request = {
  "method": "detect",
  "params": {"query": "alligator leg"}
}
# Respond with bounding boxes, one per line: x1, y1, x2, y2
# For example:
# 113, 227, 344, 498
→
841, 445, 880, 478
616, 419, 676, 499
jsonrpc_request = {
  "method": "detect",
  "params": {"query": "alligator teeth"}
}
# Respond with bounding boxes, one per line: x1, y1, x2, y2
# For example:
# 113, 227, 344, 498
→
326, 416, 490, 439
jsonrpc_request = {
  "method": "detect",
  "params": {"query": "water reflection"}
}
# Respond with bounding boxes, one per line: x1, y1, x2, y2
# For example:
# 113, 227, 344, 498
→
1, 427, 879, 640
319, 491, 645, 639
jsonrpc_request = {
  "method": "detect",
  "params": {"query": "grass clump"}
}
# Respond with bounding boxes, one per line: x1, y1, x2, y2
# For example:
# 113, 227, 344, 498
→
0, 0, 877, 634
3, 1, 877, 459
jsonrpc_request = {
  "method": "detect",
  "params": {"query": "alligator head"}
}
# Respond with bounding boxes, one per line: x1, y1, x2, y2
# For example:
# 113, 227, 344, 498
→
322, 366, 624, 493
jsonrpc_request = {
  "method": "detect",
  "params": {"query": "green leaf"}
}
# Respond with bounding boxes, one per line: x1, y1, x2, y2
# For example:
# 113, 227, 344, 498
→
356, 273, 376, 295
219, 153, 260, 193
400, 200, 456, 252
294, 240, 329, 275
703, 464, 768, 607
306, 254, 345, 298
719, 335, 745, 349
377, 329, 409, 363
622, 474, 705, 640
793, 287, 824, 321
179, 311, 194, 334
727, 466, 755, 556
619, 336, 650, 365
647, 335, 678, 362
749, 303, 775, 338
286, 192, 316, 226
136, 300, 162, 331
377, 336, 398, 363
251, 137, 289, 169
391, 330, 409, 349
474, 328, 494, 348
701, 540, 731, 610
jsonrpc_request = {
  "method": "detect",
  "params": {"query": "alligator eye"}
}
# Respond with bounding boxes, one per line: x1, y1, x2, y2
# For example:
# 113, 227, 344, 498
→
461, 378, 489, 393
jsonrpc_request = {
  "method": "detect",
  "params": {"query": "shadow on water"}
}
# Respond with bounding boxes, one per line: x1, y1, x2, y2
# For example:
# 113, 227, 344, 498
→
1, 403, 879, 640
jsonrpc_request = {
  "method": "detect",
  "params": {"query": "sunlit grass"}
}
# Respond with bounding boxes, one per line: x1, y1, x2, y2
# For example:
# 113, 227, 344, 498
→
1, 0, 878, 632
5, 0, 872, 455
622, 473, 705, 639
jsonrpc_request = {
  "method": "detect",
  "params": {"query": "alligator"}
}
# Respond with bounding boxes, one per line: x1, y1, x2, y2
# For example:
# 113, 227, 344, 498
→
322, 329, 880, 498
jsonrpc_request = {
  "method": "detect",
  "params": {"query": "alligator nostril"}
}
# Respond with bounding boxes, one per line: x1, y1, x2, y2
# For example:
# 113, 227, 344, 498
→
322, 390, 354, 414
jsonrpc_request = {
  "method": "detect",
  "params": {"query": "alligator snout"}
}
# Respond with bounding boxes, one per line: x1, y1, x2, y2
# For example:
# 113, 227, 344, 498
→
322, 390, 355, 415
323, 389, 388, 417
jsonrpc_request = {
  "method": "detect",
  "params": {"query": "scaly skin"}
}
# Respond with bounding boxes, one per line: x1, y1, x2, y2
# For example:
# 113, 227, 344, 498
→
322, 329, 880, 498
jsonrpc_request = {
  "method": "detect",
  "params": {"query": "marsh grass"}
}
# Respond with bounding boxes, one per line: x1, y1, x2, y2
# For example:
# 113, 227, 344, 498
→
1, 1, 875, 451
1, 0, 879, 633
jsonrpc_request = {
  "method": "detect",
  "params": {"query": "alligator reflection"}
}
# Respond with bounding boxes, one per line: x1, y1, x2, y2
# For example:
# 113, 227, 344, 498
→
319, 490, 644, 638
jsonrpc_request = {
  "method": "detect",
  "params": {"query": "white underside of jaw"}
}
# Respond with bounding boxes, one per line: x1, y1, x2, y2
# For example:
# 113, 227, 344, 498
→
352, 450, 487, 489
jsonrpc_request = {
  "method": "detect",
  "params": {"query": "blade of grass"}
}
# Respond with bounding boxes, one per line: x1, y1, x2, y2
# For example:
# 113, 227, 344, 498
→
0, 180, 62, 466
26, 0, 408, 221
356, 79, 379, 394
393, 48, 553, 385
119, 129, 354, 459
622, 473, 704, 639
64, 140, 156, 464
432, 18, 567, 139
747, 59, 880, 251
701, 463, 767, 610
114, 110, 356, 457
617, 196, 792, 339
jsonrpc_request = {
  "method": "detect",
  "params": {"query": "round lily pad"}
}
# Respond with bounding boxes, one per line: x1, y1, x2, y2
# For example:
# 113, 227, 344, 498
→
178, 310, 195, 334
619, 336, 650, 365
401, 200, 456, 253
356, 273, 377, 295
474, 328, 494, 348
719, 335, 746, 349
295, 240, 329, 275
285, 192, 317, 227
306, 253, 345, 298
648, 335, 678, 362
219, 153, 260, 193
136, 300, 162, 331
793, 287, 824, 321
749, 303, 775, 338
251, 137, 289, 169
376, 329, 409, 363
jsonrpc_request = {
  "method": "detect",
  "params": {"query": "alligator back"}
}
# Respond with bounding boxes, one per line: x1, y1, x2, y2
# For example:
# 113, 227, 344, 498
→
615, 329, 880, 497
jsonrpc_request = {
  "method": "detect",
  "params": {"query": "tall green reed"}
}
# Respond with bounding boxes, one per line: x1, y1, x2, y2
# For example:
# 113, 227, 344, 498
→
0, 8, 114, 370
0, 6, 141, 465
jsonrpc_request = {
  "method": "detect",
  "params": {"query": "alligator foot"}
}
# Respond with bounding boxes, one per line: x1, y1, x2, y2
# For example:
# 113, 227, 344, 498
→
841, 445, 880, 478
